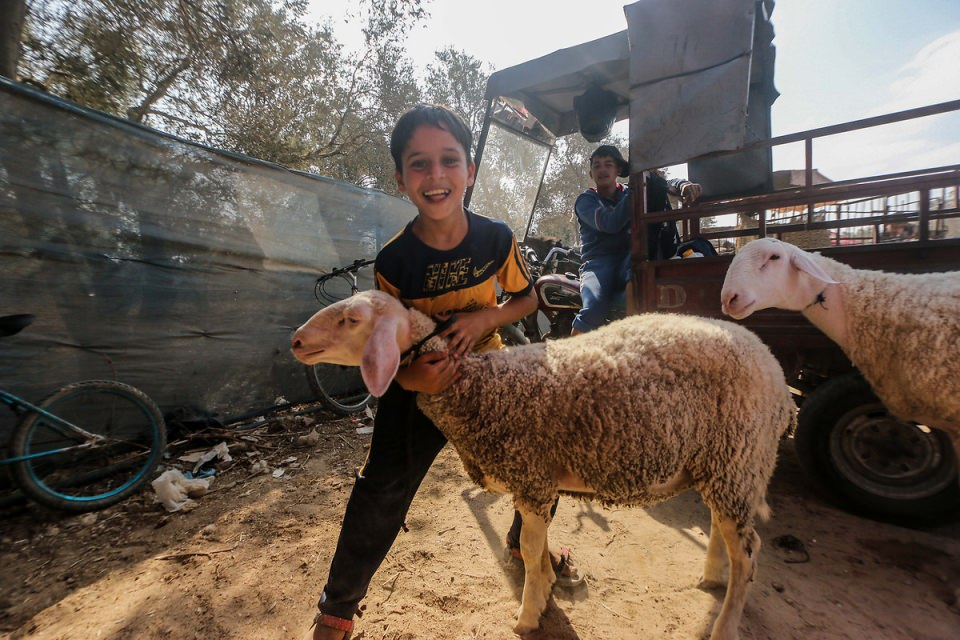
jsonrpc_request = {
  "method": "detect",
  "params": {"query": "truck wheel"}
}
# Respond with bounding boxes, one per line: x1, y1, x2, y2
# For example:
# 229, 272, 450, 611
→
795, 372, 960, 525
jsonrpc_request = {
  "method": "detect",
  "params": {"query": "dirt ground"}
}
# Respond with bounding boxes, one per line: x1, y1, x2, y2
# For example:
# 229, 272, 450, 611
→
1, 408, 958, 640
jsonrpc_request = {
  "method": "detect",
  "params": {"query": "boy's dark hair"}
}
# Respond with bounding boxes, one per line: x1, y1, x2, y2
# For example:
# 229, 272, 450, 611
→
390, 104, 473, 171
589, 144, 629, 178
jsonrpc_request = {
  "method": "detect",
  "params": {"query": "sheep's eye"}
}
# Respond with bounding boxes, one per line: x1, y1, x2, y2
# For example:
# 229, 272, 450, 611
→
770, 253, 781, 260
347, 318, 359, 325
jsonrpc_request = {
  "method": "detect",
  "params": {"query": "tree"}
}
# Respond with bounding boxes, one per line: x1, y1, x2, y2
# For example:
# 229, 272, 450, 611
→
300, 0, 427, 190
423, 47, 490, 141
0, 0, 27, 78
15, 0, 432, 191
19, 0, 313, 121
11, 0, 530, 200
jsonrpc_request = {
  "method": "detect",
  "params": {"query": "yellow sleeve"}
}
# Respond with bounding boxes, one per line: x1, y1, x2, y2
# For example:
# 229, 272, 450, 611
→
496, 236, 534, 295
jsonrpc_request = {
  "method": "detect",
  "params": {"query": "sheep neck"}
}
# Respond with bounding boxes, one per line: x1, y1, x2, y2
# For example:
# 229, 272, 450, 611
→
799, 265, 850, 351
404, 307, 449, 357
400, 314, 456, 361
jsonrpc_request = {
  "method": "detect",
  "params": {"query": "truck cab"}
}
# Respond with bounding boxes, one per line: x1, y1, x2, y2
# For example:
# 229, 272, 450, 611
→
466, 0, 960, 524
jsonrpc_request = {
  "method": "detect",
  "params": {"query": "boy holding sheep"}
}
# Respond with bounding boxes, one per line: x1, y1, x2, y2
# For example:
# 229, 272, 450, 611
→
304, 104, 580, 640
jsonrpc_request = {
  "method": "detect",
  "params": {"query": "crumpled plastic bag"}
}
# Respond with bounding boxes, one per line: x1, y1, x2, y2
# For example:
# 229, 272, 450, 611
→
151, 469, 214, 512
178, 442, 233, 474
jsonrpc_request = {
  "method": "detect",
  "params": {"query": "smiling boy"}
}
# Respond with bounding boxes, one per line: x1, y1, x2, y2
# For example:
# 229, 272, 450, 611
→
304, 104, 548, 640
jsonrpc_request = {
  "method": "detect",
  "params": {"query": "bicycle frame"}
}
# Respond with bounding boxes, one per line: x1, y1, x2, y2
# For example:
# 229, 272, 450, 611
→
1, 311, 167, 512
0, 388, 103, 463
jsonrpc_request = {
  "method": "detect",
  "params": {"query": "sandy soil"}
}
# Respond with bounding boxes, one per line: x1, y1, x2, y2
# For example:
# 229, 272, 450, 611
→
1, 409, 958, 640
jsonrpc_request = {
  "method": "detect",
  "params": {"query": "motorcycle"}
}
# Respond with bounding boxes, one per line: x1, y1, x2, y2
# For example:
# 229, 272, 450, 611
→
510, 232, 705, 343
506, 233, 720, 344
500, 240, 584, 343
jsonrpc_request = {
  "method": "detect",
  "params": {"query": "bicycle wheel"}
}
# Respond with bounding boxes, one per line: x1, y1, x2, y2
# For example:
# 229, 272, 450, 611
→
306, 363, 373, 415
9, 381, 167, 512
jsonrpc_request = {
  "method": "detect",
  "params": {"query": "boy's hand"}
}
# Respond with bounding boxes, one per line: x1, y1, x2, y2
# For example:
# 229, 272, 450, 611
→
395, 351, 461, 394
680, 182, 702, 205
437, 311, 492, 357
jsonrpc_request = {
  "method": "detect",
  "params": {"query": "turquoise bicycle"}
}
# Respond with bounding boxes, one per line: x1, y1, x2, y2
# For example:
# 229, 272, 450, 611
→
1, 314, 166, 512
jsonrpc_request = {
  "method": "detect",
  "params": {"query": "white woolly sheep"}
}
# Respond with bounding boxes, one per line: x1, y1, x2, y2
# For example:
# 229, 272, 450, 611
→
291, 289, 795, 640
720, 237, 960, 465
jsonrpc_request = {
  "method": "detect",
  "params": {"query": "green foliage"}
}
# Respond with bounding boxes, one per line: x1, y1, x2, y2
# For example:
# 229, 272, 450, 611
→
424, 47, 490, 143
17, 0, 434, 192
12, 0, 596, 238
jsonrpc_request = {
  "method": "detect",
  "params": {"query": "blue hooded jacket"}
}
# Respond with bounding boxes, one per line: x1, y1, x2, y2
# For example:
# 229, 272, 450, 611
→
575, 174, 688, 261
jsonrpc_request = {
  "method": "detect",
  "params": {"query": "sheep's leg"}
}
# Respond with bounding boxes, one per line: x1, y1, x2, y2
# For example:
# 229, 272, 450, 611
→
699, 509, 727, 588
513, 504, 553, 635
708, 516, 760, 640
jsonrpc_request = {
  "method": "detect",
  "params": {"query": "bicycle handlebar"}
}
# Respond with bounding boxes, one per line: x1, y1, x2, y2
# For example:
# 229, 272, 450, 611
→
321, 258, 375, 281
541, 246, 580, 266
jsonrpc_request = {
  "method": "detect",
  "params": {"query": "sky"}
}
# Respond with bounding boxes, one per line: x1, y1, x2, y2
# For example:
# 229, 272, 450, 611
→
310, 0, 960, 181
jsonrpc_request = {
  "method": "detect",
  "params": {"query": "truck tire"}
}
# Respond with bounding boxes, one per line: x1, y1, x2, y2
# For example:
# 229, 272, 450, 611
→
795, 372, 960, 525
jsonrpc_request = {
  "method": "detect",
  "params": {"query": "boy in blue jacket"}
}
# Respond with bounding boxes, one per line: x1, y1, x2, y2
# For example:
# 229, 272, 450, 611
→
572, 145, 701, 334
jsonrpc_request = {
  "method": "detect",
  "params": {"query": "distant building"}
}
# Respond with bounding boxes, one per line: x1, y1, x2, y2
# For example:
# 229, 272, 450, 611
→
772, 168, 832, 189
736, 169, 834, 250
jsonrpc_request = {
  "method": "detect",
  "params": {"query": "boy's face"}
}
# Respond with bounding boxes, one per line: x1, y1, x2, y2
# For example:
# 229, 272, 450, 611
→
395, 124, 475, 223
589, 155, 620, 191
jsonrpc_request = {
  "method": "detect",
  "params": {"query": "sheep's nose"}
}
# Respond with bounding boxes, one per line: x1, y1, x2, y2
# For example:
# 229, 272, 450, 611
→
291, 327, 309, 350
720, 291, 739, 315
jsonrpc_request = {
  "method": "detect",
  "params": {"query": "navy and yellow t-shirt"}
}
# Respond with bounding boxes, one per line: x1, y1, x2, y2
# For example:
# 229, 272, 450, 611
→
375, 210, 533, 352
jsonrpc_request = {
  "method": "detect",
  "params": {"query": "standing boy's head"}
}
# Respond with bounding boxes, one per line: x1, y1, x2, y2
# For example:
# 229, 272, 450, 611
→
390, 104, 476, 223
588, 144, 629, 196
589, 145, 629, 177
390, 104, 473, 171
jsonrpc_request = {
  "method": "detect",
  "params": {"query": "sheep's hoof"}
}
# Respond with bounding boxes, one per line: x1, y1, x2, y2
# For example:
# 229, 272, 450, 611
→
513, 604, 543, 636
513, 617, 539, 636
698, 575, 726, 591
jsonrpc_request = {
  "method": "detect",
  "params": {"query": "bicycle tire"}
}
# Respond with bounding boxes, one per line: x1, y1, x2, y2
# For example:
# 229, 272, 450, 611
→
306, 363, 373, 416
9, 380, 167, 512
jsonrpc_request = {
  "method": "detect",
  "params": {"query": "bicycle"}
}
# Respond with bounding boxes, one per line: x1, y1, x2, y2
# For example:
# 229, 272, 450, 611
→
0, 314, 167, 512
307, 258, 376, 415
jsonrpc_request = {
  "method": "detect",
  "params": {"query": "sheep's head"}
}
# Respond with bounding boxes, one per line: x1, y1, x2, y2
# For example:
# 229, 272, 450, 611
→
720, 238, 838, 319
291, 290, 412, 397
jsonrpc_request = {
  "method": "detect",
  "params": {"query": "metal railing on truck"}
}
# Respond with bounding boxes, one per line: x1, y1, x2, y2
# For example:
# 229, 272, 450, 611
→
638, 100, 960, 253
633, 98, 960, 255
630, 98, 960, 384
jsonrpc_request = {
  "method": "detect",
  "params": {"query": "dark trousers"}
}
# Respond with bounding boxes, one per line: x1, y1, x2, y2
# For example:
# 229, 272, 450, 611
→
318, 382, 447, 619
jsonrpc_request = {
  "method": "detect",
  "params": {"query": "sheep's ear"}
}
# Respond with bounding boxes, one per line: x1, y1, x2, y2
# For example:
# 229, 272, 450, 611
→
360, 314, 402, 397
788, 247, 839, 284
